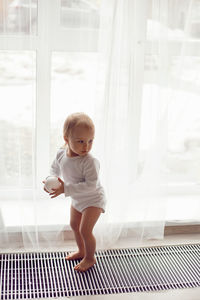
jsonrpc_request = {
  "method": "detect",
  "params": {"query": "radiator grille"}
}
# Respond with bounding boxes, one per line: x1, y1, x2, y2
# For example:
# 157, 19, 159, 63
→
1, 244, 200, 299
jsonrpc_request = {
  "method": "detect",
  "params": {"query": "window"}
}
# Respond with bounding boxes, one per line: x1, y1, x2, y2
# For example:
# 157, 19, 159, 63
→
0, 51, 35, 188
0, 0, 102, 228
141, 0, 200, 187
1, 0, 200, 230
50, 52, 100, 161
60, 0, 100, 29
0, 0, 37, 35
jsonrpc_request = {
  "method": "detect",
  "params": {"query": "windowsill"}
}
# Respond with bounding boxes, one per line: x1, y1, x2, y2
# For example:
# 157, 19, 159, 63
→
4, 220, 200, 236
2, 223, 200, 252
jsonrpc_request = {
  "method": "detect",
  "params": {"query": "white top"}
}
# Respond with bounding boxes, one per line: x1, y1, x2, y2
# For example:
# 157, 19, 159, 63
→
50, 148, 106, 212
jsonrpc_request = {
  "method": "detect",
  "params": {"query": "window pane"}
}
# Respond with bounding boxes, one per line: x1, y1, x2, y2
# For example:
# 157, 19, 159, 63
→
0, 51, 35, 187
141, 0, 200, 185
60, 0, 101, 29
0, 0, 37, 35
50, 52, 99, 161
147, 0, 200, 40
142, 53, 200, 184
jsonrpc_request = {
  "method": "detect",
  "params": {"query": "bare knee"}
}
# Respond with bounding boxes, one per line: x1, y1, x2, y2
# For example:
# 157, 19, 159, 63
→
80, 225, 93, 239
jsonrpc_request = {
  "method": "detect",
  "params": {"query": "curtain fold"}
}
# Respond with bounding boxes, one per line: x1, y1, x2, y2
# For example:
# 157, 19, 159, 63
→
94, 0, 166, 248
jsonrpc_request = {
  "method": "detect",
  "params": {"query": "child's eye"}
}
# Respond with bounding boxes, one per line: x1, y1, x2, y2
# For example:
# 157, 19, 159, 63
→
89, 139, 93, 144
78, 140, 84, 144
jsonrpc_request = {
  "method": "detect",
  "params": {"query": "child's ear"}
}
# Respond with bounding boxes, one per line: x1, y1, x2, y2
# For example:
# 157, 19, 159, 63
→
64, 136, 68, 144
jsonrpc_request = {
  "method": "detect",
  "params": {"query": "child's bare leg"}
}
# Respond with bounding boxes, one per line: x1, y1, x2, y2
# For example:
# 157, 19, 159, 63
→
66, 206, 85, 260
74, 207, 102, 271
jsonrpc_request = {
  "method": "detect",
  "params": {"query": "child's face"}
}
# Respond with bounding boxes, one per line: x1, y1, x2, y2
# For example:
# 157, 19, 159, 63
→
65, 126, 94, 157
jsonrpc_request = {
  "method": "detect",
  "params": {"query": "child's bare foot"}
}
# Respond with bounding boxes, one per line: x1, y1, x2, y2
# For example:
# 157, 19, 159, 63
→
65, 251, 84, 261
74, 257, 96, 272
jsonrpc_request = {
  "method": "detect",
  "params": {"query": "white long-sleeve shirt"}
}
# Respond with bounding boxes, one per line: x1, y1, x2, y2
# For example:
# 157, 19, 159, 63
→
50, 148, 106, 212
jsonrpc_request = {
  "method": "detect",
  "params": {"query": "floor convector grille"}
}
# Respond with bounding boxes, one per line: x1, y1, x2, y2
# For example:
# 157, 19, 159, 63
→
0, 244, 200, 299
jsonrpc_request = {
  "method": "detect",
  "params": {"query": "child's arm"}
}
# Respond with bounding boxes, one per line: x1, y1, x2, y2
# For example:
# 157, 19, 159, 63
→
43, 149, 62, 193
50, 156, 61, 177
64, 157, 100, 197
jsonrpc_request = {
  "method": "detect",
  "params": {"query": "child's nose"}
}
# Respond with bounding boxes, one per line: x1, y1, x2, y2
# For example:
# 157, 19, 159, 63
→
83, 142, 88, 149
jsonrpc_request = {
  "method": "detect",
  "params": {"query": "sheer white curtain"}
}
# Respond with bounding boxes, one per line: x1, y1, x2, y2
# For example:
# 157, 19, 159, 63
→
0, 0, 68, 251
1, 0, 200, 252
94, 0, 200, 247
94, 0, 166, 247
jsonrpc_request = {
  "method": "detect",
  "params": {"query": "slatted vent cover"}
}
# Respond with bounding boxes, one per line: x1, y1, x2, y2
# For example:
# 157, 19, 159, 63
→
1, 244, 200, 299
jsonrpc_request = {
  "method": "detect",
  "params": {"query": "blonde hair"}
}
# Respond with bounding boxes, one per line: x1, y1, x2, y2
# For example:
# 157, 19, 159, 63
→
63, 112, 95, 143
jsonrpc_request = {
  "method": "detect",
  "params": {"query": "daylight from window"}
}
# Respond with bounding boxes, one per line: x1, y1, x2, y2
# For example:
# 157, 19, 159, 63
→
1, 0, 200, 229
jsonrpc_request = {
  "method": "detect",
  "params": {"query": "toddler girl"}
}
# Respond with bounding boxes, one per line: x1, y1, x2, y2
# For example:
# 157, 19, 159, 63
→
43, 112, 106, 272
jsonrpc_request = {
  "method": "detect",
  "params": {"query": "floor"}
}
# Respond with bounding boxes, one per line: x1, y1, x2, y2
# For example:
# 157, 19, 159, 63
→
69, 233, 200, 300
4, 233, 200, 300
70, 288, 200, 300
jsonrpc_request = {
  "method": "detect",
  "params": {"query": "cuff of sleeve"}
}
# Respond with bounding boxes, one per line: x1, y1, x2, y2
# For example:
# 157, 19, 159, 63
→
64, 184, 70, 197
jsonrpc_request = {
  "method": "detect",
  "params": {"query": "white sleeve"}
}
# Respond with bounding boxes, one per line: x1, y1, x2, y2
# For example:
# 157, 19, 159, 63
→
64, 157, 100, 197
49, 150, 62, 177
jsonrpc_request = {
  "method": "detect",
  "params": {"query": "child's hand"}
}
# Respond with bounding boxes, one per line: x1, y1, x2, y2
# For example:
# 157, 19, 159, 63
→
42, 180, 49, 193
49, 177, 64, 198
